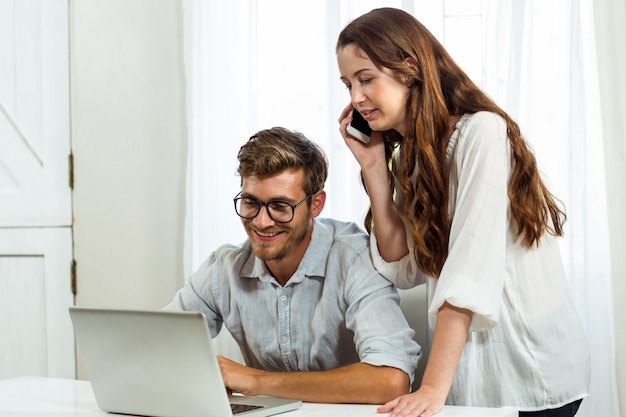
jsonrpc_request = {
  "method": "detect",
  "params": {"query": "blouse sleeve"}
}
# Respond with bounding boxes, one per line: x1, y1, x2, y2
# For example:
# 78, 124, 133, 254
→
429, 112, 510, 332
369, 223, 427, 289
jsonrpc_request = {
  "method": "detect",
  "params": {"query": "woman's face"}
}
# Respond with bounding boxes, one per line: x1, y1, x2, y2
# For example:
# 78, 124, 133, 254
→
338, 44, 411, 136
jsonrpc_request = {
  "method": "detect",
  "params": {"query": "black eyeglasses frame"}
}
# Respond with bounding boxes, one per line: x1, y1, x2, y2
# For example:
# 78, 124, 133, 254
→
233, 192, 314, 223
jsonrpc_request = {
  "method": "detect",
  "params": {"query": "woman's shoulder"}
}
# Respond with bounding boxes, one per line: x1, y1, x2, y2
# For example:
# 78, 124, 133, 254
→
447, 111, 509, 162
456, 111, 508, 144
459, 111, 507, 133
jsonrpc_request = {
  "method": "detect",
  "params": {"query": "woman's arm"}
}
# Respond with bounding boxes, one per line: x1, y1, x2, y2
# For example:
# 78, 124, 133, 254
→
360, 151, 409, 262
339, 105, 409, 262
378, 302, 472, 417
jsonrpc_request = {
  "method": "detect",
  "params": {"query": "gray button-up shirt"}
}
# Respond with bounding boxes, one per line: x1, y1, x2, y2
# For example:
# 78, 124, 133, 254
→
165, 218, 420, 382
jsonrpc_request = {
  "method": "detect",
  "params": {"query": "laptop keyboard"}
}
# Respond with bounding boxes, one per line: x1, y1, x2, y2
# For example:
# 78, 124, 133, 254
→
231, 403, 264, 414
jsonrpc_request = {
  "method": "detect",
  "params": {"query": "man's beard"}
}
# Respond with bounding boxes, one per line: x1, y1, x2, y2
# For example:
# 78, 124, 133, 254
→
249, 221, 310, 261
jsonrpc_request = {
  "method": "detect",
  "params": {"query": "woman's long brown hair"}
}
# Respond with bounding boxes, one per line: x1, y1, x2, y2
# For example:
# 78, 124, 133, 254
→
337, 8, 566, 277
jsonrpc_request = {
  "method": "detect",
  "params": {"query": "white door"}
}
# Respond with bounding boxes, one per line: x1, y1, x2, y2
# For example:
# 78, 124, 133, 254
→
0, 0, 74, 378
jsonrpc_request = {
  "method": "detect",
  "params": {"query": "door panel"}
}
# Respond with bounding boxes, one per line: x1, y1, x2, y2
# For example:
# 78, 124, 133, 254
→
0, 228, 74, 379
0, 0, 74, 378
0, 0, 71, 227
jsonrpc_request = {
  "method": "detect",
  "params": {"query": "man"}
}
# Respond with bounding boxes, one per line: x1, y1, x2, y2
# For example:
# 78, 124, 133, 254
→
165, 127, 420, 404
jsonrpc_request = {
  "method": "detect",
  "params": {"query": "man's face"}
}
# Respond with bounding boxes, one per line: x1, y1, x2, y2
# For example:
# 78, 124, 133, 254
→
239, 169, 314, 263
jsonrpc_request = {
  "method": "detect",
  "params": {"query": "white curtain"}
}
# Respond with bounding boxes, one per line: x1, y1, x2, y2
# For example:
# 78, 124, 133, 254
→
183, 0, 622, 414
592, 1, 626, 416
481, 1, 618, 416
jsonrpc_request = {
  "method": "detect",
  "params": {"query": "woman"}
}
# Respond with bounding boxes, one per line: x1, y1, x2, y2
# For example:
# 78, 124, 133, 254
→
336, 7, 590, 417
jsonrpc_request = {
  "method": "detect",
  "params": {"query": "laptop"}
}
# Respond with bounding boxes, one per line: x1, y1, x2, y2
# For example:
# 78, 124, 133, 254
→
69, 306, 302, 417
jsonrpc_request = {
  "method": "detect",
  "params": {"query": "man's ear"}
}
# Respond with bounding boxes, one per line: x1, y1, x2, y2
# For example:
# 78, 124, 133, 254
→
310, 190, 326, 218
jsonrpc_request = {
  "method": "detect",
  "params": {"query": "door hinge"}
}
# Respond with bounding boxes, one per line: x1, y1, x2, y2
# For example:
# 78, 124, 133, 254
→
68, 153, 74, 189
71, 260, 77, 296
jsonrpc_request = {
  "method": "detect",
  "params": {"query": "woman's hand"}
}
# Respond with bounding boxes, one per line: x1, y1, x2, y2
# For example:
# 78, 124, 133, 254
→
337, 103, 386, 170
377, 385, 446, 417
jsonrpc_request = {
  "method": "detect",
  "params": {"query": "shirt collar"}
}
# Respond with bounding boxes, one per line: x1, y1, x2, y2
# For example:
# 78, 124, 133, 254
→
240, 218, 333, 285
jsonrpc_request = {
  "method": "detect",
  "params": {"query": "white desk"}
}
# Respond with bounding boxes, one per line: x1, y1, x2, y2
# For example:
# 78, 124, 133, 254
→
0, 376, 517, 417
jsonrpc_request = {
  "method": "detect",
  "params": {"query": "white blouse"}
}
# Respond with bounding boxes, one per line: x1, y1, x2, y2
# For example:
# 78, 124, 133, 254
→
370, 112, 590, 410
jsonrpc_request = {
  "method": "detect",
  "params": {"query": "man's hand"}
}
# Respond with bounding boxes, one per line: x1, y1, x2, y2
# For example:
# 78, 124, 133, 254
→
217, 355, 266, 396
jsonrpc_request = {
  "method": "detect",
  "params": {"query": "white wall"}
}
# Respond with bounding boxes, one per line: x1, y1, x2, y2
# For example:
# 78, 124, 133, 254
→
70, 0, 187, 315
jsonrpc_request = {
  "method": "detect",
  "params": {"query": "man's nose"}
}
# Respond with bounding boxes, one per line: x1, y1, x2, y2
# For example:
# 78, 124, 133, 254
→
252, 204, 275, 228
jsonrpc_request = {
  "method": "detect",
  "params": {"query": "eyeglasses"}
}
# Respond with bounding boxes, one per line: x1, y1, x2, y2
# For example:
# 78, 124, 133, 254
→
233, 193, 313, 223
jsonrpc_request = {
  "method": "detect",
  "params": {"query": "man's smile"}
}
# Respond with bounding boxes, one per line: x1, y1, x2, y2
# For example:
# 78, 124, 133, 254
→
251, 228, 284, 242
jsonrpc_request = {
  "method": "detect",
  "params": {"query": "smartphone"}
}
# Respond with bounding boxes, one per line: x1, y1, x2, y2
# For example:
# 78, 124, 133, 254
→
346, 109, 372, 144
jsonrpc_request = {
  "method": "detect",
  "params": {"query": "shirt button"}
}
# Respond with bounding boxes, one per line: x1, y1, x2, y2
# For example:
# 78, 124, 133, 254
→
280, 295, 287, 301
282, 336, 288, 343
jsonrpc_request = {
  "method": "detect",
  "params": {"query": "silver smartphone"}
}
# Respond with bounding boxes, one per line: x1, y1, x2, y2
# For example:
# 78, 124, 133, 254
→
346, 109, 372, 143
